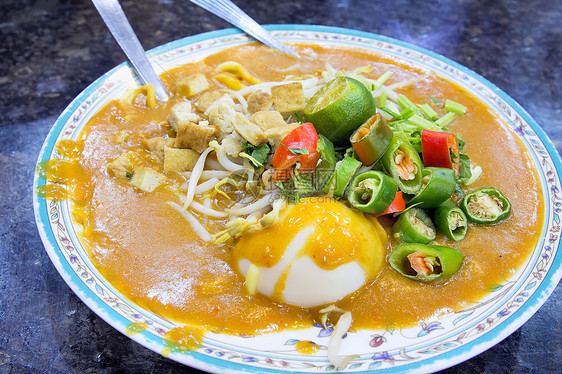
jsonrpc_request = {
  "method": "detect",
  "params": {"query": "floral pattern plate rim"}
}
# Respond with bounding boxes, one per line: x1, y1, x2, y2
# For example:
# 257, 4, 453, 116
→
33, 25, 562, 373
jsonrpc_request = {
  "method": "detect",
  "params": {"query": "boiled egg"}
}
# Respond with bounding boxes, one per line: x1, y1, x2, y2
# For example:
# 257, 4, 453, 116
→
233, 197, 388, 308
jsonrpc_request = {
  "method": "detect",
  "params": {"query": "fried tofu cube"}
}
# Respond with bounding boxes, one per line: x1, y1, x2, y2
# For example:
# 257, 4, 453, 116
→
107, 150, 139, 179
204, 95, 237, 135
177, 73, 210, 98
175, 121, 216, 152
141, 137, 176, 163
264, 123, 300, 150
167, 102, 199, 132
194, 90, 227, 113
129, 166, 167, 192
163, 147, 200, 172
271, 83, 305, 114
247, 90, 272, 114
250, 111, 287, 131
231, 112, 266, 146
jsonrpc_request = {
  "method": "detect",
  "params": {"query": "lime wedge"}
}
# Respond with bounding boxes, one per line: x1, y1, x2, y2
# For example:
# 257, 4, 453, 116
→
304, 77, 376, 145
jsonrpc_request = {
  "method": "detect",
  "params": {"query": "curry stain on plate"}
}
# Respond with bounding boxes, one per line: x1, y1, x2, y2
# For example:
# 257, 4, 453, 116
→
295, 340, 321, 354
125, 321, 147, 336
161, 325, 206, 357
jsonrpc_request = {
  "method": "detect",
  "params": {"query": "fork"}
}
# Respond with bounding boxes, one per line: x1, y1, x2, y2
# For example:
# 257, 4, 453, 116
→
92, 0, 170, 101
190, 0, 298, 57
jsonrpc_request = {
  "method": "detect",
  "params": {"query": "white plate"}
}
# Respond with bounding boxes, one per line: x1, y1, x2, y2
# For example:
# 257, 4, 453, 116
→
33, 25, 562, 373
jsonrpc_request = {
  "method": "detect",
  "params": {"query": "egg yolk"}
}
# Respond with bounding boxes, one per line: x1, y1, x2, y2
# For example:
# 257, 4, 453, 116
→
233, 197, 388, 307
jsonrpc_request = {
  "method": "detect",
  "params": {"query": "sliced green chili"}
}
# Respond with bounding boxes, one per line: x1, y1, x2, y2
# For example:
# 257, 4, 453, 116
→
350, 113, 394, 166
461, 187, 511, 224
323, 156, 362, 196
347, 171, 398, 214
382, 131, 424, 194
434, 200, 468, 241
391, 207, 436, 244
387, 243, 464, 282
407, 167, 456, 208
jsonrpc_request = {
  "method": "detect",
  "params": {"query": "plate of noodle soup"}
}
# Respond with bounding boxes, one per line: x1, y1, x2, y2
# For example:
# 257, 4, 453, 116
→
34, 25, 562, 373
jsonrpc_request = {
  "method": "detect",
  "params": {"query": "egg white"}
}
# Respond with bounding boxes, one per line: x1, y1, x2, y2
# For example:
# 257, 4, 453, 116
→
238, 224, 367, 307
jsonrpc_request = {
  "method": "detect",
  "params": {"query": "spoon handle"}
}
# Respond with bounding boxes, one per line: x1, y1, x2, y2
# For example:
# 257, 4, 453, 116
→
190, 0, 298, 57
92, 0, 169, 101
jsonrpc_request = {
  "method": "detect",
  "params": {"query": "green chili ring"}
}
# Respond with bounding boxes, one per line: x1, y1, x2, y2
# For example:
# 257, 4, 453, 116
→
381, 131, 424, 194
387, 243, 464, 282
407, 167, 456, 208
350, 113, 394, 166
391, 207, 436, 244
434, 200, 468, 241
347, 171, 398, 214
323, 156, 362, 196
461, 187, 511, 224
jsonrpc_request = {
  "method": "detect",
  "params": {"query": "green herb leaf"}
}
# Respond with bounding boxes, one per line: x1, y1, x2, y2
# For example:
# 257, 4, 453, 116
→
281, 143, 310, 156
450, 148, 459, 161
456, 134, 465, 152
125, 171, 132, 180
456, 153, 472, 184
242, 142, 270, 168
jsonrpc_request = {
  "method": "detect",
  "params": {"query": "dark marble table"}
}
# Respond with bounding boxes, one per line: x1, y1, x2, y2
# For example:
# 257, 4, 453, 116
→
1, 0, 560, 372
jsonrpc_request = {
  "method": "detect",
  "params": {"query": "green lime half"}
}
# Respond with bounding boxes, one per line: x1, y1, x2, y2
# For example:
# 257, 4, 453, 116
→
304, 76, 376, 145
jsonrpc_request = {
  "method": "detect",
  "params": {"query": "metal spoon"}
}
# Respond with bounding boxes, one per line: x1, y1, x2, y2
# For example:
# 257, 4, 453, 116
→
190, 0, 298, 57
92, 0, 169, 101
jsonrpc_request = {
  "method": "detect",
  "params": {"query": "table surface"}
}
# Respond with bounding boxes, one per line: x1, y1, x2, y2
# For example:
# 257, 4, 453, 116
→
1, 0, 560, 372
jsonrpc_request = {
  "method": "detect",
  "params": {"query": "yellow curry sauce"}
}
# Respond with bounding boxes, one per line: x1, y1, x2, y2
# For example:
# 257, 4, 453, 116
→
39, 44, 543, 340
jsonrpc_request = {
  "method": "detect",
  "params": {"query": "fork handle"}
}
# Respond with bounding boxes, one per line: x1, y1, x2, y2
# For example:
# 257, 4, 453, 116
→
190, 0, 297, 57
92, 0, 169, 101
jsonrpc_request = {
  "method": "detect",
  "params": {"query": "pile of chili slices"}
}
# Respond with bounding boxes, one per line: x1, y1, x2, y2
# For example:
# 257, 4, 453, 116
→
259, 74, 512, 283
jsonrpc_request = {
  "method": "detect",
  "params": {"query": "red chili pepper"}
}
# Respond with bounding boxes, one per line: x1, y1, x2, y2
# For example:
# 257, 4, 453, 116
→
421, 129, 460, 174
272, 123, 320, 182
375, 191, 406, 216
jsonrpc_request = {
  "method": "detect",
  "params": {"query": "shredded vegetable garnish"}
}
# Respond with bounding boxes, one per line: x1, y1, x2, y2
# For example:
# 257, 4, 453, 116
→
435, 112, 456, 127
407, 114, 443, 132
420, 103, 439, 120
444, 99, 468, 115
373, 71, 393, 90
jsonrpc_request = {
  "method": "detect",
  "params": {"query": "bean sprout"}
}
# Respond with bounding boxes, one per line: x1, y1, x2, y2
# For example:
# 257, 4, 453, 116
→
183, 147, 213, 210
226, 193, 275, 215
190, 201, 228, 218
194, 177, 220, 194
168, 202, 211, 241
327, 311, 357, 369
